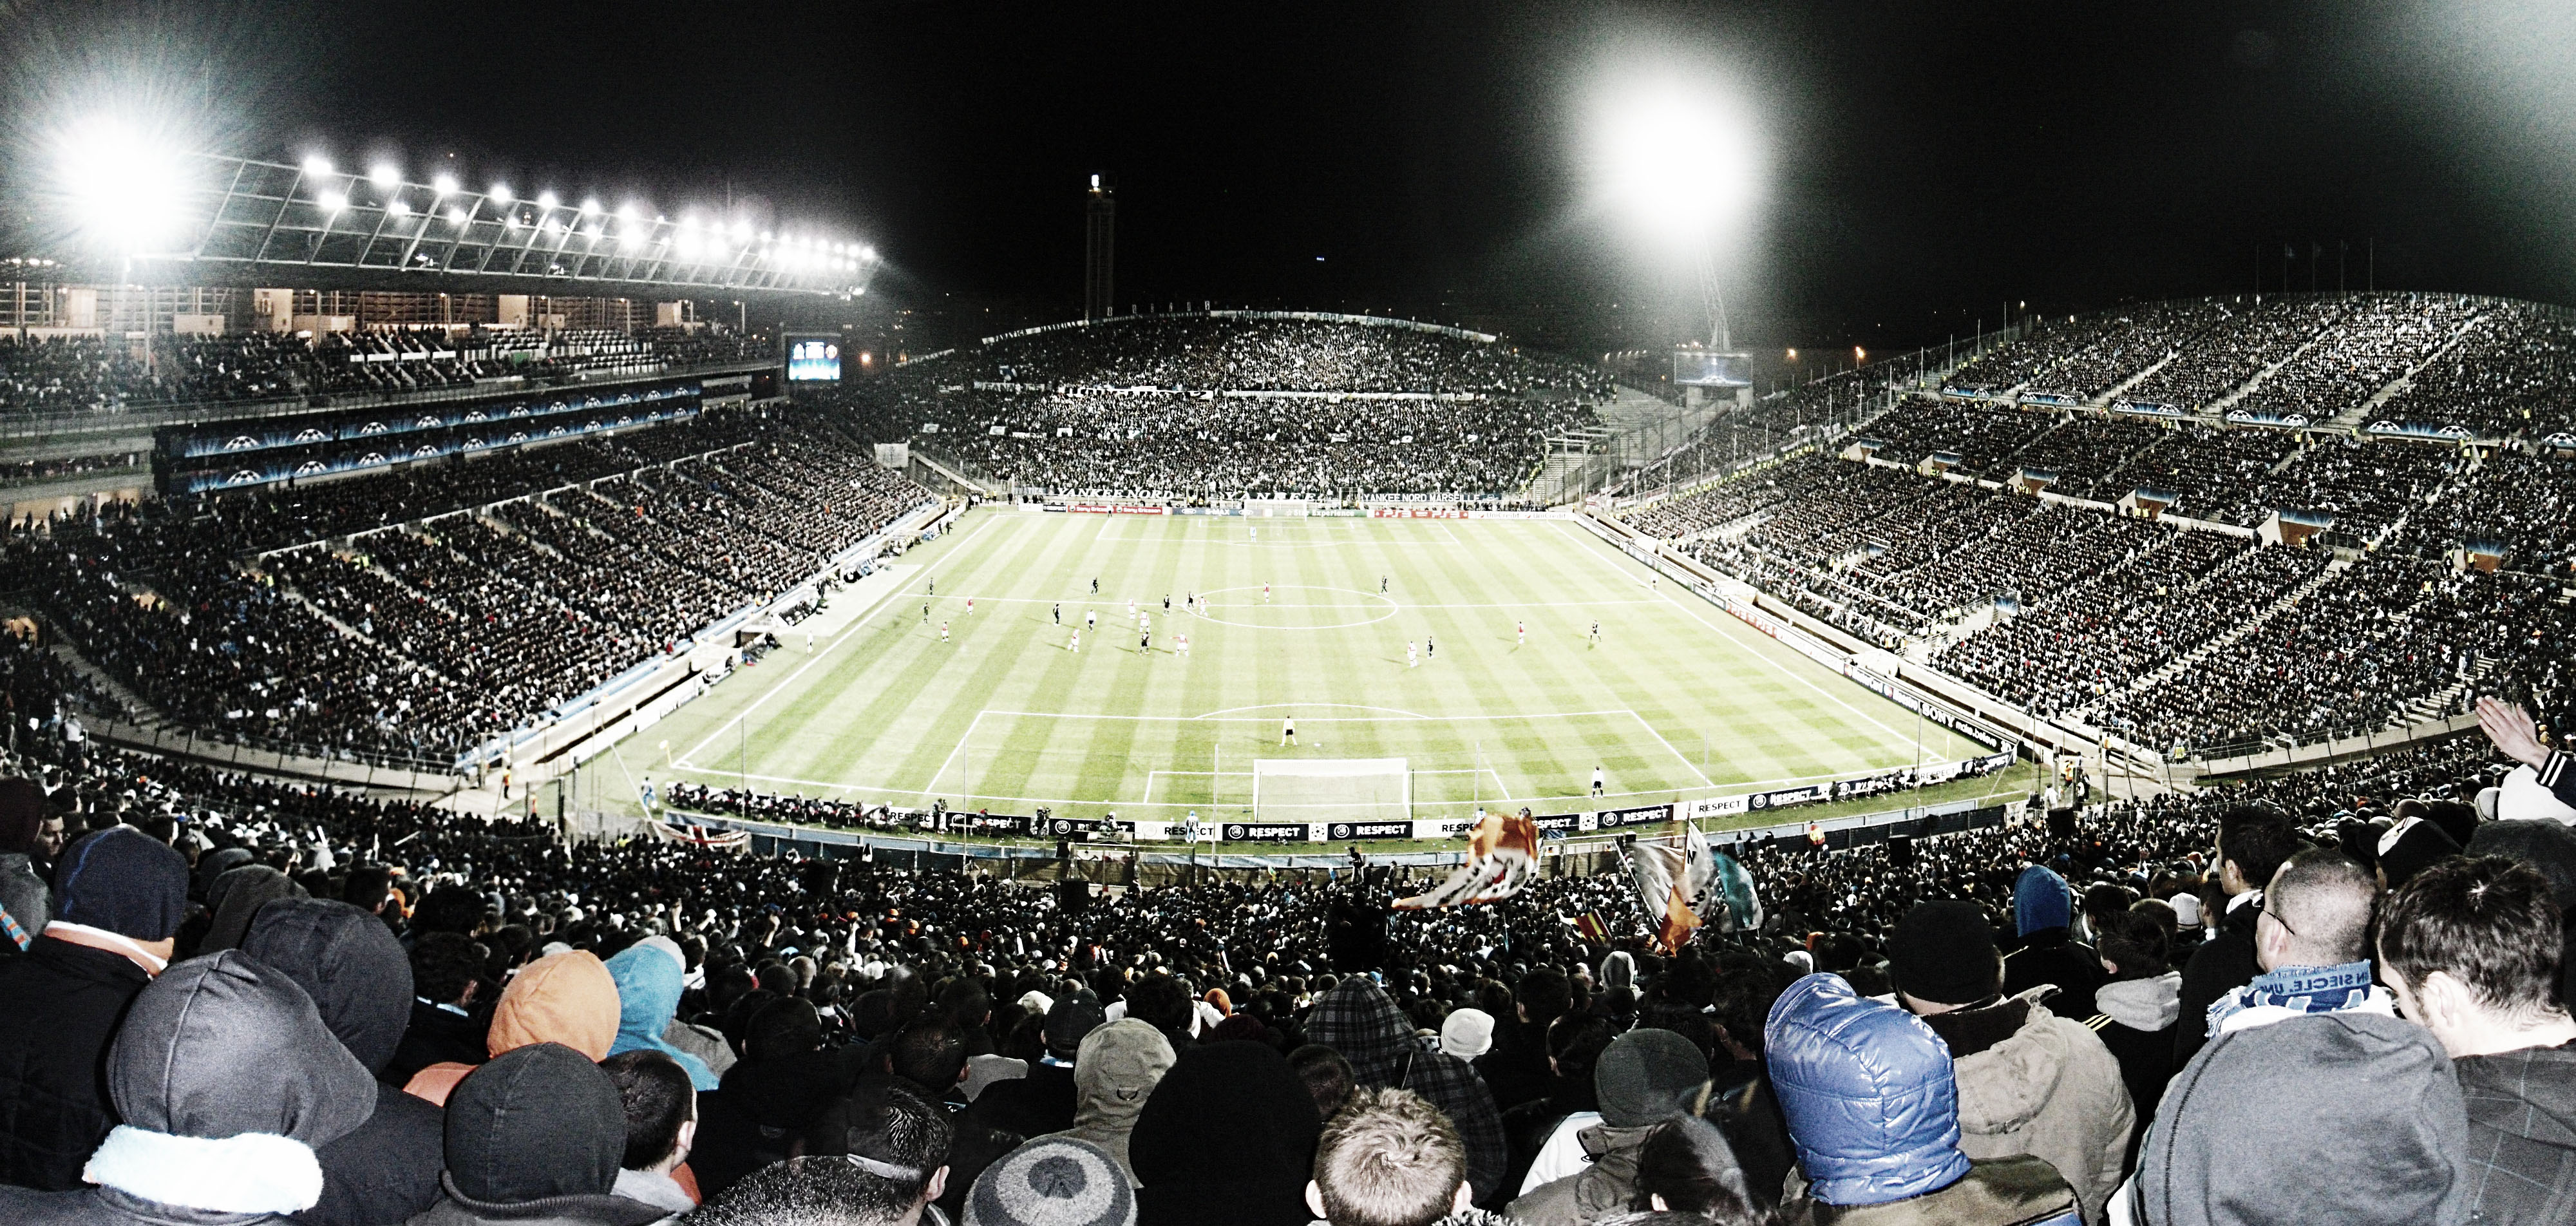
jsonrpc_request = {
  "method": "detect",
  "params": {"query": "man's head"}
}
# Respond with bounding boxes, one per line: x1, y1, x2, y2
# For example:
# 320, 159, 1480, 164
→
885, 1017, 969, 1096
1287, 1044, 1358, 1122
1043, 991, 1106, 1060
834, 1080, 954, 1221
2216, 806, 2301, 897
446, 1043, 628, 1205
0, 776, 47, 854
602, 1050, 698, 1174
2379, 856, 2573, 1057
411, 930, 485, 1008
2257, 850, 2377, 973
965, 1137, 1135, 1226
50, 824, 189, 948
1763, 973, 1971, 1207
1304, 1088, 1471, 1226
1886, 900, 2000, 1013
1122, 973, 1192, 1035
341, 866, 395, 915
1594, 1028, 1712, 1129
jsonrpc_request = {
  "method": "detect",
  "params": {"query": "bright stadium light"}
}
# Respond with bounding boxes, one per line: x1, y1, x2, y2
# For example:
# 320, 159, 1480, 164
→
490, 183, 513, 204
52, 115, 204, 255
580, 197, 600, 215
446, 206, 469, 225
431, 172, 458, 196
860, 245, 876, 260
387, 199, 409, 216
318, 189, 348, 213
368, 163, 399, 188
536, 190, 559, 210
1585, 63, 1765, 349
302, 155, 334, 177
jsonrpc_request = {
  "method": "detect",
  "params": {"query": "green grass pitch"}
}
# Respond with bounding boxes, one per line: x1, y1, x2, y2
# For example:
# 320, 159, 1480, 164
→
638, 509, 1986, 824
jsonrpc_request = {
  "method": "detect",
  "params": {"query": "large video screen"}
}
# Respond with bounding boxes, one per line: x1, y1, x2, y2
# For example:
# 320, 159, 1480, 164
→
786, 337, 842, 382
1674, 350, 1751, 387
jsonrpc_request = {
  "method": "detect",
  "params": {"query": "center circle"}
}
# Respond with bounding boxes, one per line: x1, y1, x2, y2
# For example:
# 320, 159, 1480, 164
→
1195, 584, 1399, 630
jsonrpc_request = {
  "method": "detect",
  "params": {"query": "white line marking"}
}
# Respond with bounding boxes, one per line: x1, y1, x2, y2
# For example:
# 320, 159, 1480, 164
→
923, 709, 987, 800
974, 707, 1643, 723
1624, 709, 1718, 789
665, 762, 1870, 812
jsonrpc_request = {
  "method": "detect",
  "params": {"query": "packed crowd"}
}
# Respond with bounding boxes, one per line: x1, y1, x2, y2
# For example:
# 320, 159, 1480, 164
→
2, 406, 934, 763
819, 316, 1608, 499
3, 610, 2574, 1225
0, 327, 770, 418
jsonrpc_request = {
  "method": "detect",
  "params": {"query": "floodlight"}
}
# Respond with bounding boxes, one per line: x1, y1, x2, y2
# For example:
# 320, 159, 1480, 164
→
732, 219, 752, 240
318, 190, 348, 213
617, 202, 639, 222
580, 197, 600, 215
431, 173, 458, 196
303, 155, 333, 177
860, 245, 876, 260
490, 184, 513, 204
52, 116, 205, 254
446, 206, 468, 225
368, 164, 399, 188
536, 190, 559, 209
387, 200, 409, 216
1591, 77, 1760, 240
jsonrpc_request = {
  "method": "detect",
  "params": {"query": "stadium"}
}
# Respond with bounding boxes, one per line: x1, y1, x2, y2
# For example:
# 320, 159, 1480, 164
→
3, 6, 2573, 1226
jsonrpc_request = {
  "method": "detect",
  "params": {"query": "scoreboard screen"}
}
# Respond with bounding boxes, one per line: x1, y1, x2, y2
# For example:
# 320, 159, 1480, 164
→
786, 336, 842, 382
1674, 350, 1752, 387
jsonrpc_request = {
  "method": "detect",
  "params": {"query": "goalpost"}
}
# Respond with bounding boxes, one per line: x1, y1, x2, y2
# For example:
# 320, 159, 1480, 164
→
1252, 757, 1410, 824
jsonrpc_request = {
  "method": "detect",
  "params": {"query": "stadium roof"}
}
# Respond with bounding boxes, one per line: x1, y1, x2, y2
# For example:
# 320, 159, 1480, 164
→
86, 151, 877, 300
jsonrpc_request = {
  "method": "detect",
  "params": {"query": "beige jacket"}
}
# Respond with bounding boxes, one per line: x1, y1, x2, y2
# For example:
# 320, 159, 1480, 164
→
1918, 986, 2133, 1226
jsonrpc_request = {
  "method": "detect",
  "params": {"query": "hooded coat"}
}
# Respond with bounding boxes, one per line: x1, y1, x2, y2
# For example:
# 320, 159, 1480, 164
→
200, 866, 308, 955
1913, 988, 2131, 1226
2133, 1010, 2467, 1226
2452, 1039, 2576, 1226
601, 944, 717, 1091
1303, 977, 1508, 1202
1042, 1019, 1175, 1188
404, 951, 620, 1107
1126, 1040, 1320, 1226
0, 933, 155, 1190
0, 848, 48, 952
0, 950, 378, 1226
406, 1043, 667, 1226
241, 898, 448, 1226
2083, 972, 2177, 1162
1765, 973, 2078, 1226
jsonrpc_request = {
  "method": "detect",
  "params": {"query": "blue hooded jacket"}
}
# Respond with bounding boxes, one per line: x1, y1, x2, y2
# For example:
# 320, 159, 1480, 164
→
1764, 972, 1971, 1207
2012, 864, 2072, 938
601, 944, 717, 1090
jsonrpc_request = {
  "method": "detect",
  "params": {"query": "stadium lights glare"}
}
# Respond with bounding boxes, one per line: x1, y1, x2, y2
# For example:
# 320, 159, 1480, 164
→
861, 245, 875, 260
431, 173, 458, 196
446, 206, 468, 225
490, 184, 513, 204
368, 164, 399, 188
302, 155, 333, 177
536, 191, 559, 209
617, 203, 639, 222
580, 198, 600, 215
317, 189, 348, 213
52, 116, 204, 256
1591, 75, 1761, 240
387, 200, 409, 216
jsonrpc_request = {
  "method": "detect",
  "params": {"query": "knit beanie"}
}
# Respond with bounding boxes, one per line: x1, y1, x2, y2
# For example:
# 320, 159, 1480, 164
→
52, 825, 190, 941
0, 776, 46, 853
2376, 818, 2462, 890
1439, 1007, 1495, 1060
965, 1136, 1136, 1226
1595, 1027, 1710, 1127
1888, 901, 2000, 1007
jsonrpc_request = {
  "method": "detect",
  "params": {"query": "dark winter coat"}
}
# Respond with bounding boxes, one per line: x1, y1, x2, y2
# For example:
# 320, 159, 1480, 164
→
2453, 1038, 2576, 1226
406, 1044, 667, 1226
968, 1059, 1077, 1140
1303, 978, 1508, 1203
242, 898, 448, 1226
0, 935, 155, 1190
2171, 894, 2260, 1068
1127, 1041, 1320, 1226
2003, 928, 2103, 1025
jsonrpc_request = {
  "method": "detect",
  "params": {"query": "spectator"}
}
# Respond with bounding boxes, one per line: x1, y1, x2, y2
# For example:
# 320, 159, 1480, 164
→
0, 776, 53, 955
2377, 817, 2465, 892
0, 950, 376, 1226
1441, 1008, 1497, 1064
403, 949, 620, 1107
1305, 1087, 1495, 1226
2205, 850, 2390, 1036
1627, 1116, 1757, 1222
964, 1136, 1136, 1226
1510, 1029, 1712, 1225
599, 1051, 698, 1222
1481, 966, 1571, 1113
2003, 865, 2104, 1023
2380, 856, 2576, 1225
411, 1042, 670, 1226
685, 1150, 943, 1226
383, 932, 491, 1087
2174, 807, 2300, 1066
1886, 901, 2132, 1224
604, 940, 719, 1092
242, 898, 448, 1226
1307, 977, 1508, 1204
692, 997, 844, 1198
2126, 1008, 2467, 1226
1290, 1044, 1361, 1124
200, 864, 308, 954
1125, 1040, 1321, 1226
0, 825, 189, 1189
1502, 1016, 1615, 1199
2081, 908, 2179, 1154
971, 992, 1102, 1142
1043, 1019, 1175, 1189
1765, 972, 2081, 1225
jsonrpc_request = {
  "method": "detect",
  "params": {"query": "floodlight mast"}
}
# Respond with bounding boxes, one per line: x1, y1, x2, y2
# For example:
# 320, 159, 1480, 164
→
1695, 233, 1731, 352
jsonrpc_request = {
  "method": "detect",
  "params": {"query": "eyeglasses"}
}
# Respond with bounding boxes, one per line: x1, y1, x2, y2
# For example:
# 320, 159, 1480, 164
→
2258, 897, 2297, 938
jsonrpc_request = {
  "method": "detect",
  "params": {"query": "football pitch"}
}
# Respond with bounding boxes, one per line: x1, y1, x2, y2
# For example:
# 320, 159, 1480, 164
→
639, 509, 1987, 825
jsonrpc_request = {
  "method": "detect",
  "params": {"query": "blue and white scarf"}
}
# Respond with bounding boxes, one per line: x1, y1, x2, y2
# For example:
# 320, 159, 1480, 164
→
2205, 959, 2380, 1034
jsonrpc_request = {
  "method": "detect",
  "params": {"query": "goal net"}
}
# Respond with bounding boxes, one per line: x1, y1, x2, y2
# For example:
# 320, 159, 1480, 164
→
1253, 757, 1410, 825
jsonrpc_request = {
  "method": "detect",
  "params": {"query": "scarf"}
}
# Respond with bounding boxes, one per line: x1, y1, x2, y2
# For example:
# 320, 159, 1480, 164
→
2205, 959, 2378, 1033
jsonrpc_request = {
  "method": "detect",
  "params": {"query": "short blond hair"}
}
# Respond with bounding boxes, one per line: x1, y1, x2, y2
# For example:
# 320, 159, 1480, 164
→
1312, 1087, 1465, 1226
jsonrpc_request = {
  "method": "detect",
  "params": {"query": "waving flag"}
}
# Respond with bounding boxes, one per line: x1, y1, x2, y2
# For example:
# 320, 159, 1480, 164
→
1625, 822, 1763, 951
1395, 810, 1540, 909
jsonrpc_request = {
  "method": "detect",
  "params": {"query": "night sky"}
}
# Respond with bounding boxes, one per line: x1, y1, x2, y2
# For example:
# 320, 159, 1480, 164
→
4, 0, 2571, 355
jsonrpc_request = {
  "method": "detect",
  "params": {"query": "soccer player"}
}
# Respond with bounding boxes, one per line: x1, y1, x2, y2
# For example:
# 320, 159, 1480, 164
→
1177, 633, 1190, 658
965, 597, 974, 615
922, 603, 929, 624
1251, 526, 1258, 542
1381, 574, 1388, 593
940, 621, 949, 644
1163, 595, 1171, 612
1054, 602, 1061, 625
928, 575, 935, 595
1426, 634, 1435, 660
1589, 620, 1600, 647
1070, 629, 1080, 653
1141, 629, 1151, 653
1407, 641, 1418, 668
1264, 582, 1271, 602
1128, 597, 1137, 622
1282, 716, 1296, 745
1141, 612, 1151, 638
1515, 620, 1525, 646
1591, 765, 1605, 798
1091, 577, 1099, 594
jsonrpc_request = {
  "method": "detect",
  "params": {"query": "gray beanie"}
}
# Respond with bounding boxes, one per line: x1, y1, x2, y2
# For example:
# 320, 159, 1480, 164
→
1594, 1028, 1710, 1128
965, 1136, 1137, 1226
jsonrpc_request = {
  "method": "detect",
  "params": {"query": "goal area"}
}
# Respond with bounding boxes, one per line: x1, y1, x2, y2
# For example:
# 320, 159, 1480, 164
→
1252, 757, 1410, 824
